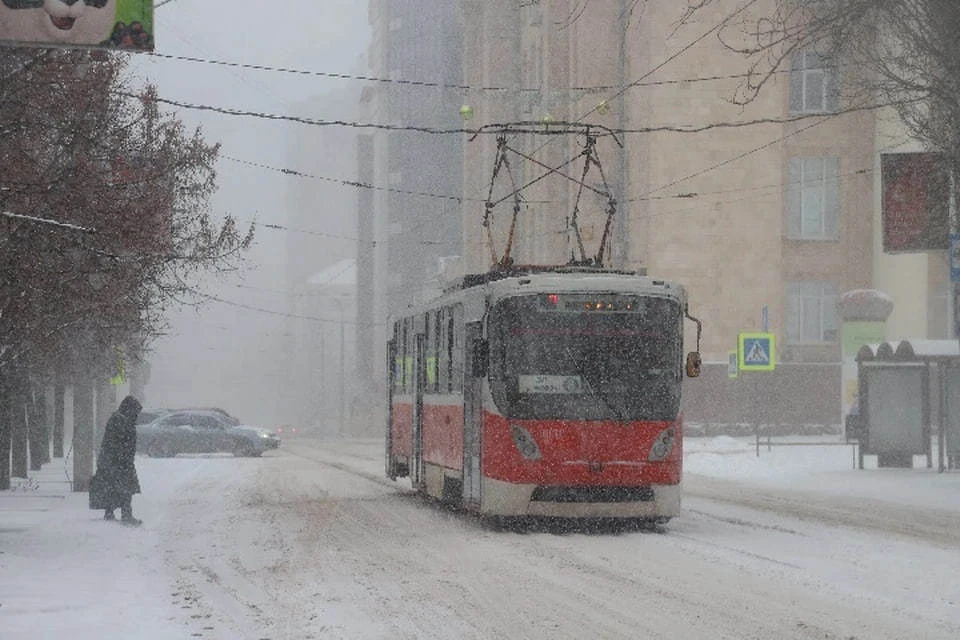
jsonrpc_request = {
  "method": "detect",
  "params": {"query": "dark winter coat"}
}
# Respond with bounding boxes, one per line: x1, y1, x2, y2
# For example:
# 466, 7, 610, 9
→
94, 395, 142, 507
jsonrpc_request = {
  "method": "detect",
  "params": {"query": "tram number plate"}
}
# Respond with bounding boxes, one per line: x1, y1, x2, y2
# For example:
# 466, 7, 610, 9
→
519, 375, 584, 394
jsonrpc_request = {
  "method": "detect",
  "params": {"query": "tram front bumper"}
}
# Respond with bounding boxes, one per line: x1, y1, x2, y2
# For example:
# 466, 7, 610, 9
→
482, 477, 681, 519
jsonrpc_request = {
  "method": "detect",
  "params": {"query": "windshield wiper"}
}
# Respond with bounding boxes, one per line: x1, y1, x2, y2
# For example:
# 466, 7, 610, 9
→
562, 345, 627, 421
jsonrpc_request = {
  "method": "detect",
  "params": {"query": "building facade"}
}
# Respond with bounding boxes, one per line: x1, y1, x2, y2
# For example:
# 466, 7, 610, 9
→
359, 0, 947, 429
358, 0, 465, 423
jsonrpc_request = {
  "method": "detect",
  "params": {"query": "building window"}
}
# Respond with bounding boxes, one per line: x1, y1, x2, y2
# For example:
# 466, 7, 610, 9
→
786, 157, 840, 240
787, 282, 838, 343
790, 50, 839, 113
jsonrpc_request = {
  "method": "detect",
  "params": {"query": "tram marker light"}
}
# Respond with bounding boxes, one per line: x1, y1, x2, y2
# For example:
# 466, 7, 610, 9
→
510, 424, 542, 460
649, 427, 676, 461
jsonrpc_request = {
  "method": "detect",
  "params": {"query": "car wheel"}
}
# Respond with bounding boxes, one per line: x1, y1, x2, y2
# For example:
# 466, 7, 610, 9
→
232, 442, 254, 457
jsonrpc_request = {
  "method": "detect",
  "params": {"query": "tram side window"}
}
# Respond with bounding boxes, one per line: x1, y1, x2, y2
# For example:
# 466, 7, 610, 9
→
392, 322, 400, 390
399, 318, 411, 393
425, 311, 437, 393
405, 317, 415, 393
397, 320, 407, 393
436, 309, 446, 393
449, 305, 462, 392
443, 308, 453, 393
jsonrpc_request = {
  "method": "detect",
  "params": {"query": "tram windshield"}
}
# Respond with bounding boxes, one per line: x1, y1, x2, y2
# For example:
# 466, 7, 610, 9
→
488, 293, 682, 421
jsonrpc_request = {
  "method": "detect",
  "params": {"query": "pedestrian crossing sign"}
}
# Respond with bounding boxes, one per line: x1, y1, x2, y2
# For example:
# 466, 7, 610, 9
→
738, 332, 776, 371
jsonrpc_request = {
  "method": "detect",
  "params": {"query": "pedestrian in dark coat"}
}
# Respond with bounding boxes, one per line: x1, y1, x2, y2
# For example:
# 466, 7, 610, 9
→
95, 395, 143, 525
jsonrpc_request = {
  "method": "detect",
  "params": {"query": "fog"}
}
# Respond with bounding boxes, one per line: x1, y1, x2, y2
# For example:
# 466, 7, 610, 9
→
131, 1, 370, 428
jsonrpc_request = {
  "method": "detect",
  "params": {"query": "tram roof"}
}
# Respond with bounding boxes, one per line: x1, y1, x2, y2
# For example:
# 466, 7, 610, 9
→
389, 266, 687, 325
448, 265, 687, 298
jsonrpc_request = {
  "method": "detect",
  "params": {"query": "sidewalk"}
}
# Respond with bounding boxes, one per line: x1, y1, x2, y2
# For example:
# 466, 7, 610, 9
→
1, 458, 74, 527
1, 456, 180, 640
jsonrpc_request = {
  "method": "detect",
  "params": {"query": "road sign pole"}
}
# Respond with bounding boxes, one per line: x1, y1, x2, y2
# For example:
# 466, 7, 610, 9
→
728, 350, 738, 379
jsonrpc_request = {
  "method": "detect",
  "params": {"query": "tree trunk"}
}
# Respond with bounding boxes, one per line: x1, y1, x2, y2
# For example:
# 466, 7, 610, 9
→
28, 382, 44, 471
0, 373, 11, 490
53, 381, 65, 459
40, 383, 51, 464
94, 377, 115, 454
11, 375, 29, 479
72, 379, 95, 492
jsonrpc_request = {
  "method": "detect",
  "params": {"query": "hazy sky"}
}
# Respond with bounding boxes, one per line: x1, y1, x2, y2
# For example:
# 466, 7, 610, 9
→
134, 1, 370, 424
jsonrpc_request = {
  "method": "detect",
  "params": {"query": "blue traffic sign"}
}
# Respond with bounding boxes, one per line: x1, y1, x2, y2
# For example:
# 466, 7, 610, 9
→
738, 332, 776, 372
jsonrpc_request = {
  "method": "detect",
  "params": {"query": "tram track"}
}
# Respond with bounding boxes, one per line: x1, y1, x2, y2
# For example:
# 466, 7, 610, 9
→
145, 439, 958, 639
280, 440, 407, 491
281, 440, 960, 549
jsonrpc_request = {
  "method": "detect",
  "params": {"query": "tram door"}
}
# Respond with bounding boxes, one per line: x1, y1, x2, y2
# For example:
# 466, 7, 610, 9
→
462, 322, 483, 507
411, 333, 425, 488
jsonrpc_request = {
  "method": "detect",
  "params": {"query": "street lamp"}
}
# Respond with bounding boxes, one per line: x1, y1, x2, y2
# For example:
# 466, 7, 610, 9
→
328, 293, 348, 437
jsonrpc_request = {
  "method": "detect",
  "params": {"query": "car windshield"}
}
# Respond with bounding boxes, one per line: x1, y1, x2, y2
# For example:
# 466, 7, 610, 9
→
488, 293, 682, 421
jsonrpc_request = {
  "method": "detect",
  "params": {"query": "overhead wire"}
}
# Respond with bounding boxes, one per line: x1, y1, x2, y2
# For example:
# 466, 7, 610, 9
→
139, 3, 896, 251
141, 51, 795, 94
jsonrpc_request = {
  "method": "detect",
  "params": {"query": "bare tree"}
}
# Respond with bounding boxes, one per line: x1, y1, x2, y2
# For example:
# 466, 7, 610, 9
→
0, 48, 253, 485
684, 0, 960, 162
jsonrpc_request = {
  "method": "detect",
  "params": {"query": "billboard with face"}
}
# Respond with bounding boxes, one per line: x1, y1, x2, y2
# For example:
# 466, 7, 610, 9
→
0, 0, 153, 51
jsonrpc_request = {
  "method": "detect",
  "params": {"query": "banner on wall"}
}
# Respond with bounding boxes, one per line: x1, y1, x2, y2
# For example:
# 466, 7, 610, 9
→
0, 1, 153, 51
881, 152, 949, 253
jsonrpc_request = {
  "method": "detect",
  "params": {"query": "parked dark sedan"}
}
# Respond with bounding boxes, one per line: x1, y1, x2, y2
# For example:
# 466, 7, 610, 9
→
136, 409, 280, 458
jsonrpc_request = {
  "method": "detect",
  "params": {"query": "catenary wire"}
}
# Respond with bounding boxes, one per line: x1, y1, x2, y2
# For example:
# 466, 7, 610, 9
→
142, 51, 795, 95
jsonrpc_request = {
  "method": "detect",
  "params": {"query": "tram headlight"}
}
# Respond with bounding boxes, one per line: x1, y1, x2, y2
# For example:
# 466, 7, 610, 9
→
510, 424, 542, 460
648, 427, 676, 462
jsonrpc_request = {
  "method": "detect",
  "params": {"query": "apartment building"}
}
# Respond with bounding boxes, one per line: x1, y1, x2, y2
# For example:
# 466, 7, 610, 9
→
360, 0, 945, 428
455, 0, 902, 427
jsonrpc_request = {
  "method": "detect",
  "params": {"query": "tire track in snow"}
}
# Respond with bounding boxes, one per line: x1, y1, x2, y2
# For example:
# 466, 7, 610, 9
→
683, 473, 960, 548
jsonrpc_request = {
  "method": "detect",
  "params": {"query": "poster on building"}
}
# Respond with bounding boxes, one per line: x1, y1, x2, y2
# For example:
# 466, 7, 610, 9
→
0, 1, 153, 51
881, 152, 949, 253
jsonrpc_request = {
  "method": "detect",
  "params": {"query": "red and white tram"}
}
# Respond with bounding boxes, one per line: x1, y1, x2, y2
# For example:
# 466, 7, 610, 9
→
386, 266, 702, 522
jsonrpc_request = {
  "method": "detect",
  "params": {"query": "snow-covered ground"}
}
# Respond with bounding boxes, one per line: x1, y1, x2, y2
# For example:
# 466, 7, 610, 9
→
2, 436, 958, 639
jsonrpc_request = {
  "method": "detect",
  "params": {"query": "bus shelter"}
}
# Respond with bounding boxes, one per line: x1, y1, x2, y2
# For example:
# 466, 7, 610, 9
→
855, 339, 959, 471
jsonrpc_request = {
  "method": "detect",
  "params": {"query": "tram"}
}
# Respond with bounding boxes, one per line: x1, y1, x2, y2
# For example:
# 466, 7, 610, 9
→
386, 265, 702, 522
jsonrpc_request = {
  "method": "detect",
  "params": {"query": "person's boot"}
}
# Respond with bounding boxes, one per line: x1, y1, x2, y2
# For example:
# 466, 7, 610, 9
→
120, 506, 142, 526
104, 510, 116, 521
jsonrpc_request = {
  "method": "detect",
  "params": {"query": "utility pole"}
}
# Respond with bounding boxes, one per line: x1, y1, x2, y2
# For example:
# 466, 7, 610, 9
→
950, 163, 959, 340
333, 296, 346, 437
616, 0, 630, 268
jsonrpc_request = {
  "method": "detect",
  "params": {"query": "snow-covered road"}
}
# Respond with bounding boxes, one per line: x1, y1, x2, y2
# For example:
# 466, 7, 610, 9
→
2, 437, 958, 639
